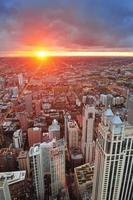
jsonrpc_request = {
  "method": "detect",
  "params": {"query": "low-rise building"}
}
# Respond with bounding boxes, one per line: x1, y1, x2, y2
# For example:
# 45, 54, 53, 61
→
0, 171, 31, 199
17, 151, 30, 177
74, 163, 94, 200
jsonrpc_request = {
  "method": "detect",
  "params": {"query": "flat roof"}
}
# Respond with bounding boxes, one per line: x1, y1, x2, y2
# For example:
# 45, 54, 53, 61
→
18, 151, 28, 158
0, 171, 26, 186
75, 163, 94, 186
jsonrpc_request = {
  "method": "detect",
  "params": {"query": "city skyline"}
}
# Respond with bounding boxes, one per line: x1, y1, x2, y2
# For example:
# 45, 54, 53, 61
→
0, 1, 133, 200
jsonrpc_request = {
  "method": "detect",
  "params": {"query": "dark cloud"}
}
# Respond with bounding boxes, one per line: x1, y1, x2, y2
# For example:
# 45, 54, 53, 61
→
0, 0, 133, 52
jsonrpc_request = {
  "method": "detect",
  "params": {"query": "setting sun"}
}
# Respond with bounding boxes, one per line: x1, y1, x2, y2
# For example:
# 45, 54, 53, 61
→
35, 51, 48, 58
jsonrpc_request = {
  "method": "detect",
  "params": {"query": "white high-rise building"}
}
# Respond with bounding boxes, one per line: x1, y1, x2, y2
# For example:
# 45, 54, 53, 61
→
18, 73, 24, 87
67, 119, 80, 149
50, 140, 66, 198
13, 129, 23, 148
92, 107, 133, 200
11, 86, 19, 97
64, 112, 71, 144
0, 178, 11, 200
48, 119, 60, 140
24, 91, 32, 115
29, 138, 66, 200
82, 96, 96, 163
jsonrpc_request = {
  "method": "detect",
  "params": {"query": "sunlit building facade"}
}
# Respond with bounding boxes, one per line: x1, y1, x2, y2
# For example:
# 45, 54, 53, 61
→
29, 138, 66, 200
67, 119, 80, 149
48, 119, 60, 140
92, 107, 133, 200
82, 96, 96, 163
127, 93, 133, 125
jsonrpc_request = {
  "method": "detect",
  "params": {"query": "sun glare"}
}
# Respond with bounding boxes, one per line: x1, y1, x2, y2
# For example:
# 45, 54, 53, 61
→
35, 51, 48, 58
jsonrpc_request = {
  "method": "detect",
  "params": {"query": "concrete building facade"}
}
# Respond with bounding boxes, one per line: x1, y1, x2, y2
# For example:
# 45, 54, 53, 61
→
92, 108, 133, 200
82, 96, 96, 163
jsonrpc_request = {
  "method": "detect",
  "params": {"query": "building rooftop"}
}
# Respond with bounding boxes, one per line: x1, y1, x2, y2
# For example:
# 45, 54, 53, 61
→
29, 138, 65, 156
18, 150, 28, 159
13, 129, 22, 137
0, 178, 5, 188
0, 171, 26, 186
111, 113, 123, 125
70, 147, 83, 160
68, 120, 79, 130
48, 119, 60, 132
104, 107, 114, 117
75, 163, 94, 186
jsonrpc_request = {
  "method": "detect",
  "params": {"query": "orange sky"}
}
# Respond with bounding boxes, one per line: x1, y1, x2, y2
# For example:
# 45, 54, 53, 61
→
2, 50, 133, 57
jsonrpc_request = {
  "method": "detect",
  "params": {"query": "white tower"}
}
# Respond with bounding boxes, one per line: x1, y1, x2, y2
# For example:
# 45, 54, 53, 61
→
13, 129, 23, 148
82, 96, 96, 163
48, 119, 60, 140
67, 119, 80, 149
50, 140, 66, 198
92, 108, 133, 200
18, 73, 24, 87
29, 139, 66, 200
0, 178, 11, 200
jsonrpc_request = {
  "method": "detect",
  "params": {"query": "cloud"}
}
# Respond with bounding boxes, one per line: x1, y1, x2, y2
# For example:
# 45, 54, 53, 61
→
0, 0, 133, 52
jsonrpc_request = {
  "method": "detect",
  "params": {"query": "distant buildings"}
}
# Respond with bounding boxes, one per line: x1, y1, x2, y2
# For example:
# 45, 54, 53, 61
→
11, 86, 18, 98
28, 127, 42, 147
92, 107, 133, 200
16, 112, 28, 131
34, 100, 41, 116
100, 94, 125, 107
48, 119, 60, 140
0, 57, 133, 200
13, 129, 23, 148
64, 112, 71, 144
18, 73, 24, 87
24, 90, 32, 115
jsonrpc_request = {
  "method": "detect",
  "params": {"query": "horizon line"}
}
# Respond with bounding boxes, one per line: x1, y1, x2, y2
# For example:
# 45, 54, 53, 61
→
1, 51, 133, 57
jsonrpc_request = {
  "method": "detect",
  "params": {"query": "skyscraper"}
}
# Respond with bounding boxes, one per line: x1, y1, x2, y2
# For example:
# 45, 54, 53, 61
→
92, 107, 133, 200
0, 178, 11, 200
29, 138, 66, 200
50, 140, 66, 198
127, 93, 133, 125
18, 73, 24, 87
13, 129, 23, 148
24, 91, 32, 115
67, 119, 80, 149
82, 96, 96, 163
48, 119, 60, 140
